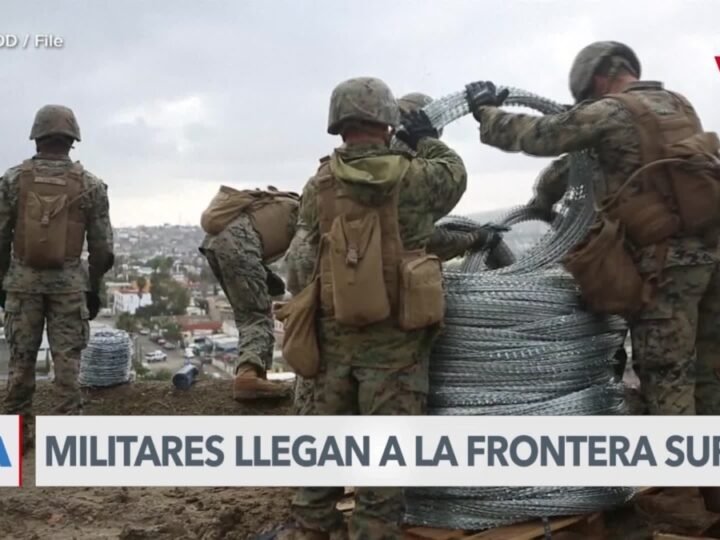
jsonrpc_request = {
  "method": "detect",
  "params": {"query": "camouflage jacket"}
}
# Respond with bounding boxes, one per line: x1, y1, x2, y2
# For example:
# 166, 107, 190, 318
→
297, 136, 466, 368
477, 80, 719, 271
0, 154, 114, 294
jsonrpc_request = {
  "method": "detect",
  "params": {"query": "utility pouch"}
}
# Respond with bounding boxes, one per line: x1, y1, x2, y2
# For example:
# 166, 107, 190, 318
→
24, 191, 69, 269
608, 190, 680, 247
274, 277, 321, 378
666, 133, 720, 234
328, 211, 390, 327
398, 253, 445, 330
563, 217, 649, 316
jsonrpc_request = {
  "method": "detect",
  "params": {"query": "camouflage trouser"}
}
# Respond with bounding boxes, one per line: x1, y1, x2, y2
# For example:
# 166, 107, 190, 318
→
631, 263, 720, 415
292, 375, 315, 415
201, 215, 274, 375
3, 292, 89, 417
292, 357, 428, 540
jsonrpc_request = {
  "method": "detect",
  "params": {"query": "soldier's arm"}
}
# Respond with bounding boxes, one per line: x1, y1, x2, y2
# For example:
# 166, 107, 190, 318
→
426, 228, 478, 261
412, 137, 468, 220
476, 99, 624, 157
85, 178, 114, 291
0, 172, 16, 284
533, 155, 570, 206
285, 218, 318, 295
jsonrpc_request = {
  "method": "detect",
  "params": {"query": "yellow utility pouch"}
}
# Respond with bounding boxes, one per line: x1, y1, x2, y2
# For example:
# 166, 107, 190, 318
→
24, 192, 70, 269
13, 160, 86, 270
665, 133, 720, 234
563, 217, 648, 316
201, 185, 299, 261
200, 186, 255, 235
398, 253, 445, 330
607, 189, 680, 247
328, 211, 390, 327
274, 277, 321, 378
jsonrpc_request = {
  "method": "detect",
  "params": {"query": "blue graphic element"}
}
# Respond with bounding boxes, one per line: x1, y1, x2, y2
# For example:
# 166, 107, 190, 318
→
0, 436, 11, 467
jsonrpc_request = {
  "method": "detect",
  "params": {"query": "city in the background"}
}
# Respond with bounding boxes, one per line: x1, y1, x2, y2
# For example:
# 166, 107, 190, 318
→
0, 212, 547, 380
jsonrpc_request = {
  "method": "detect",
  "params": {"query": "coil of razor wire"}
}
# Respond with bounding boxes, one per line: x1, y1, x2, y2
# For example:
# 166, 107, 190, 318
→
403, 87, 634, 530
79, 329, 132, 387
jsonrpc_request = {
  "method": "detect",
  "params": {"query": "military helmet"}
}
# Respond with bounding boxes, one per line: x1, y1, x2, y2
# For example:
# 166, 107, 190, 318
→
397, 92, 434, 115
29, 104, 81, 141
327, 77, 400, 135
397, 92, 443, 138
569, 41, 641, 102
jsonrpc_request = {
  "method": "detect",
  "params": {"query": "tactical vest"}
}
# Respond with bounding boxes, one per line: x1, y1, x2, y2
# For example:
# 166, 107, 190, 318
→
13, 159, 87, 269
316, 169, 445, 330
200, 186, 299, 262
604, 90, 720, 244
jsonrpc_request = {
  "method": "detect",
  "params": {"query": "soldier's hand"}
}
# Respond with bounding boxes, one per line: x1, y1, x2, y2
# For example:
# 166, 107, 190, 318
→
395, 110, 439, 150
473, 223, 510, 252
85, 291, 101, 320
465, 81, 510, 121
265, 267, 286, 297
527, 194, 556, 223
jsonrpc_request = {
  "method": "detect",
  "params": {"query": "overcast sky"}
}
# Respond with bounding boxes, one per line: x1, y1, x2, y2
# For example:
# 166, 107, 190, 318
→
1, 0, 718, 226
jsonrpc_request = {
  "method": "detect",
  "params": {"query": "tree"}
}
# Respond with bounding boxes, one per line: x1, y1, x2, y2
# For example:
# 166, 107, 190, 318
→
116, 312, 137, 333
161, 322, 183, 343
136, 276, 147, 297
135, 272, 190, 317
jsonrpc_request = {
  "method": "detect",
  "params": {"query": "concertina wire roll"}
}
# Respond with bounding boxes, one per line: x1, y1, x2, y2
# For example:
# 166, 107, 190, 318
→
401, 87, 636, 530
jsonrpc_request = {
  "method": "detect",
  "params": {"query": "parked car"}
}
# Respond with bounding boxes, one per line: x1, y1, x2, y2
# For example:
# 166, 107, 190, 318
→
157, 338, 166, 346
144, 350, 167, 363
139, 329, 150, 336
163, 342, 177, 350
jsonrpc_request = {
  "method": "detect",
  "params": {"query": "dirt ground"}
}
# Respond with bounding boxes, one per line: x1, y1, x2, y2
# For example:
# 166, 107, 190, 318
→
0, 381, 717, 540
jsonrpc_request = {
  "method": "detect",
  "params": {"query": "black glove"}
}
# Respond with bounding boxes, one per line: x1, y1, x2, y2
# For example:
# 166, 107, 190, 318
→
0, 290, 5, 309
86, 291, 101, 320
265, 268, 286, 297
527, 194, 556, 223
473, 223, 510, 252
465, 81, 510, 121
395, 109, 439, 150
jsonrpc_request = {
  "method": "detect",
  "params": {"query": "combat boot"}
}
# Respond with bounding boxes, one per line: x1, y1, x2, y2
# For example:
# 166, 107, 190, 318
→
233, 364, 289, 401
700, 487, 720, 513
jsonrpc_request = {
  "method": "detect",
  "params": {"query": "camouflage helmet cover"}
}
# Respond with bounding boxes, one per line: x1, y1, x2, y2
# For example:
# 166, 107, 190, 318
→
397, 92, 443, 138
327, 77, 400, 135
569, 41, 641, 102
397, 92, 434, 114
29, 104, 81, 141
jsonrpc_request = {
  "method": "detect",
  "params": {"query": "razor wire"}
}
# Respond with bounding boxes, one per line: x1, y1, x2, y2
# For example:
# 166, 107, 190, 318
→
403, 87, 634, 530
79, 329, 133, 387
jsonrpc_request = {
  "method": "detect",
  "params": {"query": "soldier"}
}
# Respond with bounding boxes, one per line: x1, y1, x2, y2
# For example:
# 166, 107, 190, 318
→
285, 91, 497, 418
199, 187, 298, 401
280, 77, 466, 540
466, 42, 720, 509
0, 105, 114, 449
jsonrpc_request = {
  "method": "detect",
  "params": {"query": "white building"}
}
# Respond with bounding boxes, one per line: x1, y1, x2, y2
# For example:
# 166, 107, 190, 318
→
113, 289, 152, 315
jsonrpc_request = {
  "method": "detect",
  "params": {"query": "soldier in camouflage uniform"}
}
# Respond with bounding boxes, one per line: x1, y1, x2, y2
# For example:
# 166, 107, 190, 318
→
200, 208, 295, 401
281, 78, 466, 540
0, 105, 114, 449
286, 91, 492, 418
466, 42, 720, 507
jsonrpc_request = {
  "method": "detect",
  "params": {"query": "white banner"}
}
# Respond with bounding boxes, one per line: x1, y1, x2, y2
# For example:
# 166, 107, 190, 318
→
0, 415, 22, 487
35, 415, 720, 487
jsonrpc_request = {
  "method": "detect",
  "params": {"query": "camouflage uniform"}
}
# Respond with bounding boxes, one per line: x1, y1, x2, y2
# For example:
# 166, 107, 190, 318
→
1, 111, 114, 420
291, 116, 467, 540
200, 213, 277, 375
475, 80, 720, 415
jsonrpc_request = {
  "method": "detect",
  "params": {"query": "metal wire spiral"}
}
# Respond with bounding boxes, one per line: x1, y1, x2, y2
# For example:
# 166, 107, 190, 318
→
79, 329, 133, 387
404, 87, 635, 530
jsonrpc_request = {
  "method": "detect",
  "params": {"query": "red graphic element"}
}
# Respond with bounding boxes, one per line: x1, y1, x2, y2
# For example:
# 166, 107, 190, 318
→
18, 415, 22, 487
716, 56, 720, 71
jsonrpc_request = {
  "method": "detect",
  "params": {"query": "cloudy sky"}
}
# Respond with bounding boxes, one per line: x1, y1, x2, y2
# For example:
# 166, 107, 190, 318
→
1, 0, 718, 226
